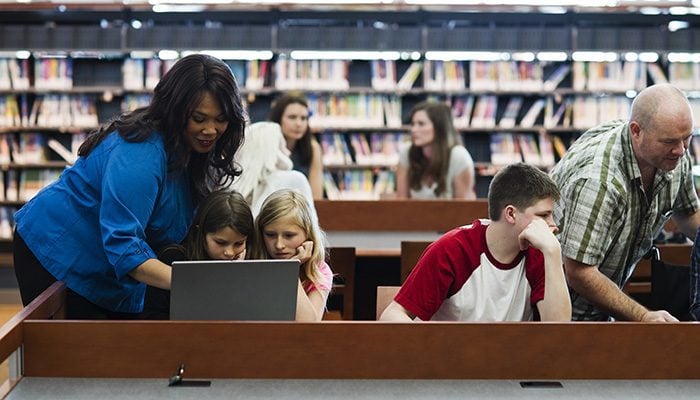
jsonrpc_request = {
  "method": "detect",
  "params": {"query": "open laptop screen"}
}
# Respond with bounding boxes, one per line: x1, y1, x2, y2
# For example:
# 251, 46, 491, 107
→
169, 259, 299, 321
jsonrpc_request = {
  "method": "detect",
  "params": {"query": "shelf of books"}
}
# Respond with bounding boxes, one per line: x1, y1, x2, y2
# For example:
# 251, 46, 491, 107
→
1, 47, 700, 205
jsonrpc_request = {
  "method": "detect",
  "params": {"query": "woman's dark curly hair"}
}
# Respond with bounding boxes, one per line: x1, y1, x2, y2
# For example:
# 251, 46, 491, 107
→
79, 54, 246, 202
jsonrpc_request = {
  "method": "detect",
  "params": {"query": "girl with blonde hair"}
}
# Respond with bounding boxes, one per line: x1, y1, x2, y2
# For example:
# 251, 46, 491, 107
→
251, 189, 332, 321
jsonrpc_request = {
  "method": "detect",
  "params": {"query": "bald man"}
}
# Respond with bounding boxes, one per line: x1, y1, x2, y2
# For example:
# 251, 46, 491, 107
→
551, 84, 700, 321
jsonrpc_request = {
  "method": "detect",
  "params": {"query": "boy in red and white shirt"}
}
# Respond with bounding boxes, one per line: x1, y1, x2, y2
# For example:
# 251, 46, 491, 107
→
380, 163, 571, 322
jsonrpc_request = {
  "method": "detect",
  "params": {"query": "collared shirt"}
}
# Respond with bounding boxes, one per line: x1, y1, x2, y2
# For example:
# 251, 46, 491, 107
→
550, 120, 699, 321
15, 131, 194, 313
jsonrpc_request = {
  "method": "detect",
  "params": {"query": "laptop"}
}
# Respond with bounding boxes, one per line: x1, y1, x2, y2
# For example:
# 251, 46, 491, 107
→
169, 259, 300, 321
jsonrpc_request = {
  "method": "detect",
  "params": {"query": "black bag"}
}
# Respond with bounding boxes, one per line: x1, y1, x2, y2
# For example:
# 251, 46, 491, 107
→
648, 247, 691, 321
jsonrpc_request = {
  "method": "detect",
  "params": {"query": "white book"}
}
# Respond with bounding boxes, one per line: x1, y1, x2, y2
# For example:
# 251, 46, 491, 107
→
498, 97, 523, 129
543, 64, 571, 91
519, 99, 546, 128
371, 60, 397, 90
572, 61, 587, 91
544, 99, 568, 129
397, 61, 423, 90
48, 138, 77, 164
122, 59, 144, 90
648, 63, 668, 84
0, 60, 11, 90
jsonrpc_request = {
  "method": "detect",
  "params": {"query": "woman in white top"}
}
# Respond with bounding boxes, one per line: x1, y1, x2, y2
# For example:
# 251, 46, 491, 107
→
229, 121, 315, 217
396, 101, 476, 199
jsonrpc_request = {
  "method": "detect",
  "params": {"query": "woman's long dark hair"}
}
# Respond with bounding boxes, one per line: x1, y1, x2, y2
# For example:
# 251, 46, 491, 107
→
79, 54, 246, 202
407, 101, 460, 197
268, 93, 312, 167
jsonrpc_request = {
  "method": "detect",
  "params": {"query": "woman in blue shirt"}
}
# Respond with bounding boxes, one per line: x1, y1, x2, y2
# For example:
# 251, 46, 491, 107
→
13, 54, 246, 319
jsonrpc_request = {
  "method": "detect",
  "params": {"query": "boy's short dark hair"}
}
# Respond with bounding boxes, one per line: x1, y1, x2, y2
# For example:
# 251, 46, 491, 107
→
488, 163, 560, 221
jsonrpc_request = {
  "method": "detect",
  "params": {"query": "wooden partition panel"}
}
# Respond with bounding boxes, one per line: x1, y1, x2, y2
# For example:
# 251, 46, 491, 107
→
316, 200, 488, 232
376, 286, 400, 320
327, 247, 356, 320
0, 281, 65, 363
21, 321, 700, 380
658, 243, 692, 265
400, 241, 431, 283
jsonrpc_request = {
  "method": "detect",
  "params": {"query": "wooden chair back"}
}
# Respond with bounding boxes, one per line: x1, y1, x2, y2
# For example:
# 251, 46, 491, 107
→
375, 286, 400, 320
325, 247, 356, 320
400, 241, 432, 283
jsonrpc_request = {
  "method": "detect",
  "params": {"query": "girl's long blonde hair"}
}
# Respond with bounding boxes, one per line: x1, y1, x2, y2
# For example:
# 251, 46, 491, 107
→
252, 189, 326, 288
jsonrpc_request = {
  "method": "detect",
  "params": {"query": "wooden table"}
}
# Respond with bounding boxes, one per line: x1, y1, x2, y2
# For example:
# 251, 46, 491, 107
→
1, 282, 700, 399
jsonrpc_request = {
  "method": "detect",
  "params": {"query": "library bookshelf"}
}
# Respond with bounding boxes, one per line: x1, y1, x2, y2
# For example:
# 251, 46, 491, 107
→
0, 8, 697, 217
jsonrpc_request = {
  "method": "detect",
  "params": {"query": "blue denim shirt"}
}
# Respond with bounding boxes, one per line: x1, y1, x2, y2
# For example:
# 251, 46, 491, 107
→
690, 228, 700, 320
15, 131, 194, 313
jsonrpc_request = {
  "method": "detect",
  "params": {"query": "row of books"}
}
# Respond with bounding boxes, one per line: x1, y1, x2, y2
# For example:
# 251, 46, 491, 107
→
370, 60, 550, 92
0, 58, 30, 90
449, 92, 699, 131
448, 95, 570, 130
571, 96, 632, 129
572, 61, 700, 91
0, 169, 62, 202
122, 58, 177, 91
0, 94, 98, 129
307, 94, 402, 129
572, 61, 648, 92
122, 94, 151, 113
0, 132, 86, 165
274, 59, 349, 91
319, 132, 404, 167
4, 56, 700, 95
34, 58, 73, 90
489, 132, 557, 168
323, 170, 396, 200
668, 62, 700, 91
469, 61, 546, 92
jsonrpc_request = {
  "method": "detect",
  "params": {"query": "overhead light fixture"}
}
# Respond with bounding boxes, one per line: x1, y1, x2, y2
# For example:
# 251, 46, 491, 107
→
15, 51, 31, 60
668, 20, 690, 31
130, 50, 157, 59
623, 52, 659, 63
405, 0, 614, 5
181, 50, 274, 60
638, 52, 659, 63
235, 0, 393, 3
149, 0, 233, 3
152, 4, 206, 12
669, 7, 690, 15
289, 50, 400, 60
425, 51, 508, 61
668, 52, 700, 63
158, 50, 180, 60
400, 51, 422, 61
536, 52, 568, 62
511, 52, 535, 62
571, 51, 618, 62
